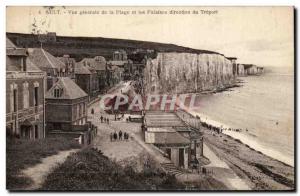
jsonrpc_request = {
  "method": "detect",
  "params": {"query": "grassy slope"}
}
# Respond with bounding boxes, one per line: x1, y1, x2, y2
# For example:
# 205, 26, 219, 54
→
6, 138, 80, 190
41, 147, 185, 191
41, 147, 228, 191
7, 33, 222, 61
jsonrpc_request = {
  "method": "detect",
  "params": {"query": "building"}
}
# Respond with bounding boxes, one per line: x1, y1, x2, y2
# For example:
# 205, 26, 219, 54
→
127, 51, 148, 80
106, 62, 125, 85
107, 59, 133, 81
27, 48, 67, 90
77, 56, 109, 92
112, 49, 127, 61
6, 38, 46, 139
143, 111, 203, 169
45, 77, 96, 145
74, 62, 99, 98
57, 55, 76, 79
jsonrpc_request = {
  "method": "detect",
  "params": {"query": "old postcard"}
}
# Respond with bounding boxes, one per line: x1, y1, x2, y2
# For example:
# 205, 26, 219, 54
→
6, 6, 294, 191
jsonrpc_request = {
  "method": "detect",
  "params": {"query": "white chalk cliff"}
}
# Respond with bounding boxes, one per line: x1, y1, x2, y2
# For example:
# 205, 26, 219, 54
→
143, 52, 235, 94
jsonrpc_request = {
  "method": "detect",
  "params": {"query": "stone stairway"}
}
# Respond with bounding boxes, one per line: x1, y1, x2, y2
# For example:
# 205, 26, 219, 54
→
160, 162, 185, 177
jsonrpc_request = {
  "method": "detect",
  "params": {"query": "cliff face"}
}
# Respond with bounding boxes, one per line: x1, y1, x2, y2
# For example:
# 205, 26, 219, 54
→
143, 52, 235, 94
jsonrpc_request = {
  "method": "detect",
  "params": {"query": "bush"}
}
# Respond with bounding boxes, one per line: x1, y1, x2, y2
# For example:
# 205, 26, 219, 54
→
41, 148, 186, 191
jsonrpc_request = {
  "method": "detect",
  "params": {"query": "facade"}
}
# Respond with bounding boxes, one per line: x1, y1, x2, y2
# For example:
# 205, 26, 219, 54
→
107, 59, 133, 81
143, 111, 203, 169
45, 77, 88, 129
74, 62, 99, 98
112, 49, 127, 61
6, 38, 45, 139
77, 56, 109, 92
45, 77, 96, 145
109, 65, 124, 85
57, 55, 76, 79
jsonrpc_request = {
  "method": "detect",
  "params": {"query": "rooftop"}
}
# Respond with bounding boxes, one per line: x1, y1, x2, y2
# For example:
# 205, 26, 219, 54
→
6, 48, 27, 56
27, 48, 66, 70
57, 56, 76, 65
6, 38, 16, 48
74, 63, 92, 75
46, 77, 88, 100
144, 111, 186, 127
78, 57, 106, 71
107, 60, 127, 66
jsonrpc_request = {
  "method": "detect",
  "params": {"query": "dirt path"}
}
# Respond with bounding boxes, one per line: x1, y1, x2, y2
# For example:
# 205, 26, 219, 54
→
21, 149, 79, 190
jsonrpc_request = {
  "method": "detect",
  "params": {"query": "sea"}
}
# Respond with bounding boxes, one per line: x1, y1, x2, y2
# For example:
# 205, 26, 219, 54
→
191, 67, 294, 166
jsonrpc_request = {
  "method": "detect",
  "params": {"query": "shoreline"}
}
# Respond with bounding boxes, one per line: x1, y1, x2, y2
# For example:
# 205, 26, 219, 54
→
179, 76, 293, 167
189, 111, 294, 167
201, 127, 294, 190
179, 76, 295, 189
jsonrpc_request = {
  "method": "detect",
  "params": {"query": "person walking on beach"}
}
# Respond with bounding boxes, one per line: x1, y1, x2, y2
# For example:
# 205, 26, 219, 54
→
110, 132, 113, 142
113, 132, 118, 141
100, 115, 103, 123
107, 118, 109, 124
124, 132, 128, 141
119, 130, 123, 140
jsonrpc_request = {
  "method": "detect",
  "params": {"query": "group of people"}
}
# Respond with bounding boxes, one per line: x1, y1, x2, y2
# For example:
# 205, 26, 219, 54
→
110, 130, 129, 141
114, 113, 125, 121
100, 115, 110, 124
201, 121, 247, 134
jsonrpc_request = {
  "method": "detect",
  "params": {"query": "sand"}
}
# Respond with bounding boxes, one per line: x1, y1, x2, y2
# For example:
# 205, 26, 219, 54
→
202, 127, 294, 190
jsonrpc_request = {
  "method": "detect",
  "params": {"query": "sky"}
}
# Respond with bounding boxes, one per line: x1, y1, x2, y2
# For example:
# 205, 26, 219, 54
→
6, 6, 294, 67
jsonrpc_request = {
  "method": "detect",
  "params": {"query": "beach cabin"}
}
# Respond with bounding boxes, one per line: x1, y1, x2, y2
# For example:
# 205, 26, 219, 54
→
143, 111, 203, 169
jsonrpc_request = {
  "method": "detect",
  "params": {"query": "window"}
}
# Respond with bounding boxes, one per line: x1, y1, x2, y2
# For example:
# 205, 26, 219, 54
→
77, 105, 80, 119
54, 89, 59, 98
22, 57, 27, 71
79, 104, 82, 117
35, 125, 38, 139
53, 88, 63, 98
34, 87, 39, 106
13, 89, 17, 112
73, 106, 77, 120
33, 82, 39, 107
83, 103, 86, 116
53, 123, 62, 130
23, 82, 29, 109
10, 84, 18, 112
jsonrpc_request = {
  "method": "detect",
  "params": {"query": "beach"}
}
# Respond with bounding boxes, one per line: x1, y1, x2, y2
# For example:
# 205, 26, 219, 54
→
190, 70, 294, 167
201, 127, 294, 190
